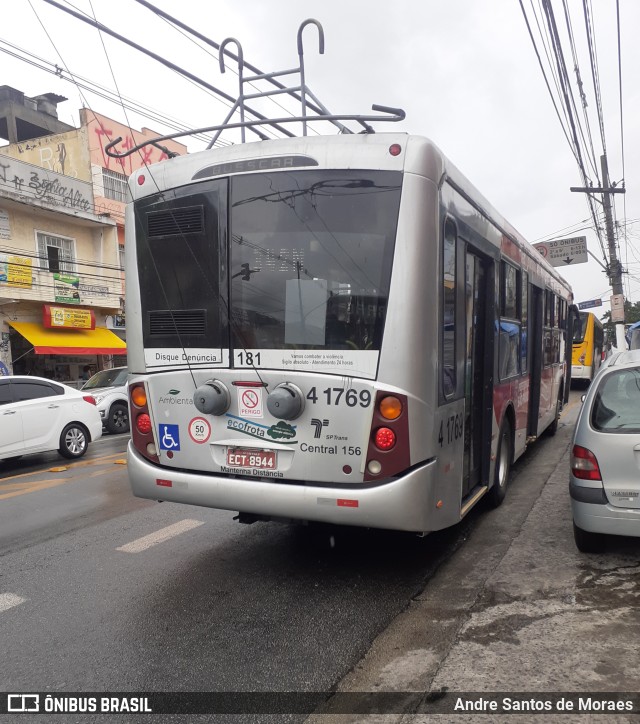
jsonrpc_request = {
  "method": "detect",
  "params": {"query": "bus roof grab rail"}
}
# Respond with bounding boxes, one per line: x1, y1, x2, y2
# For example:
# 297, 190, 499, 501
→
104, 106, 406, 159
218, 37, 248, 143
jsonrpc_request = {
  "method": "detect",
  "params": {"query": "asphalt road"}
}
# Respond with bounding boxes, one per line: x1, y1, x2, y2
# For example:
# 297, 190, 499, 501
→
1, 431, 474, 723
0, 394, 595, 723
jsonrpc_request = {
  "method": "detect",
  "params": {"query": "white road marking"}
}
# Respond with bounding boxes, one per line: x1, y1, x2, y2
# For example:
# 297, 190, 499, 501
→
0, 593, 26, 613
116, 519, 205, 553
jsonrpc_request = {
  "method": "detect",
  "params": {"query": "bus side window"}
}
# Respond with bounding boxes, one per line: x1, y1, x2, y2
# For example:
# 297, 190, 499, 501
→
442, 218, 457, 397
498, 260, 521, 379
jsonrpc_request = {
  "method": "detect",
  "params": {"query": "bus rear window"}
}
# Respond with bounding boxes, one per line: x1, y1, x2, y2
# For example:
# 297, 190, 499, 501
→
573, 312, 588, 343
229, 170, 401, 351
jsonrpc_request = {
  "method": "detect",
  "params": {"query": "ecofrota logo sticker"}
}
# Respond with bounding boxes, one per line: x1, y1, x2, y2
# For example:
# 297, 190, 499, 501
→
267, 421, 296, 441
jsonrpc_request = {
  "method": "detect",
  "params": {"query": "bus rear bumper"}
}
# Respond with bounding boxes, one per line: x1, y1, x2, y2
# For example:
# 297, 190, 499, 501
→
571, 365, 589, 379
127, 442, 439, 533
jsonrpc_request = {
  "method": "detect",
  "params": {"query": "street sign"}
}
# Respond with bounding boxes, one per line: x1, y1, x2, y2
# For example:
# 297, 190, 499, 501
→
533, 236, 588, 267
578, 299, 602, 310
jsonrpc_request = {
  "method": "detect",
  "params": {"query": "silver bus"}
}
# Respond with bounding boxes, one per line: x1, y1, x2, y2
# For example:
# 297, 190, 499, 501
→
119, 129, 572, 534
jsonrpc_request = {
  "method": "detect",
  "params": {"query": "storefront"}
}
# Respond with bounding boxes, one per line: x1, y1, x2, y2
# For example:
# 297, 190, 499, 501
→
8, 306, 126, 387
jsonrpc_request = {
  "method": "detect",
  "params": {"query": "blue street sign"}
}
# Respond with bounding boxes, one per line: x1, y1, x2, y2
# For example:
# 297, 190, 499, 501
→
577, 299, 602, 310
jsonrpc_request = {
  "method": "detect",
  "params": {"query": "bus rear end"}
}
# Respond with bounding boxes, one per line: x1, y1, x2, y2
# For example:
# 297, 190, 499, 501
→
125, 137, 439, 532
572, 312, 603, 381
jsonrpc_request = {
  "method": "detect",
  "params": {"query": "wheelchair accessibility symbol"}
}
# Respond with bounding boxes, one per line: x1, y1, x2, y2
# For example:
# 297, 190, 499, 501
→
159, 424, 181, 451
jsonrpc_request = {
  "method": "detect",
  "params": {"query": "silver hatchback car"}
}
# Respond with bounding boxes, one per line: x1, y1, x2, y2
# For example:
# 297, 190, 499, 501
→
571, 349, 640, 551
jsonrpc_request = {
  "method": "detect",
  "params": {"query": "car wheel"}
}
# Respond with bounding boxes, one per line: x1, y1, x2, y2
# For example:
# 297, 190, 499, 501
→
488, 419, 512, 508
107, 402, 129, 434
58, 423, 89, 459
573, 521, 605, 553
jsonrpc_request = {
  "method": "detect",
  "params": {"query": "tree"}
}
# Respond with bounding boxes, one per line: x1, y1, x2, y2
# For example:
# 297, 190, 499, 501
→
601, 300, 640, 344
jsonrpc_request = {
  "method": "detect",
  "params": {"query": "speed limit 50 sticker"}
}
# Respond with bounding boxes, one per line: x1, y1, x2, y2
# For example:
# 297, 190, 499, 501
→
188, 417, 212, 444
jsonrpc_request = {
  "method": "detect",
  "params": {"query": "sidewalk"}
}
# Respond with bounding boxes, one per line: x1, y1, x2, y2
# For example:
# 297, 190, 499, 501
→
307, 399, 640, 723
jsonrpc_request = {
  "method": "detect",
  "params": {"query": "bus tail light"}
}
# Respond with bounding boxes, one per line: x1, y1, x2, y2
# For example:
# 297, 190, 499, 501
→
579, 352, 586, 365
571, 445, 602, 481
129, 383, 159, 464
379, 395, 402, 420
374, 427, 396, 450
131, 386, 147, 407
364, 390, 409, 481
136, 413, 152, 434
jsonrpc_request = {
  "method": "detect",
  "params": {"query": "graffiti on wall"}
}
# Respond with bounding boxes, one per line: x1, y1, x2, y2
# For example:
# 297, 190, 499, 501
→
0, 156, 93, 214
0, 129, 89, 181
82, 109, 187, 176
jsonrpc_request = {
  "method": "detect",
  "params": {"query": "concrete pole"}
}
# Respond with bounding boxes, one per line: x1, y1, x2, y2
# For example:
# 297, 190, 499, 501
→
600, 155, 626, 349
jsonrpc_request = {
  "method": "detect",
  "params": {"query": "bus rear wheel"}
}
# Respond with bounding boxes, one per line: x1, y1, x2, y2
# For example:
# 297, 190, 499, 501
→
489, 420, 512, 508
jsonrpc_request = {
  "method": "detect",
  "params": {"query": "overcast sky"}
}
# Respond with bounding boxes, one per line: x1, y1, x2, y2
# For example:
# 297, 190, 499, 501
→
4, 0, 639, 313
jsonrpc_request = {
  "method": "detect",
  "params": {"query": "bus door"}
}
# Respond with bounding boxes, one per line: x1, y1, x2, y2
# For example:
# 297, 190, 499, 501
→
462, 249, 491, 497
528, 285, 543, 436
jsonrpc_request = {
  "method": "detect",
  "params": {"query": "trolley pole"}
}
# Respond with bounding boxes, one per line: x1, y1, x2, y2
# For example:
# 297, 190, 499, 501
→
570, 153, 626, 349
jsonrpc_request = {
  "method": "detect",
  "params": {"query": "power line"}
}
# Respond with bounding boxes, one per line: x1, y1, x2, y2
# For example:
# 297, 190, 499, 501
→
0, 38, 232, 148
40, 0, 296, 140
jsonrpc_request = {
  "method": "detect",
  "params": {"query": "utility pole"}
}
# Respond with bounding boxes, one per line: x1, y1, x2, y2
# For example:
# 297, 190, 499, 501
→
570, 153, 626, 349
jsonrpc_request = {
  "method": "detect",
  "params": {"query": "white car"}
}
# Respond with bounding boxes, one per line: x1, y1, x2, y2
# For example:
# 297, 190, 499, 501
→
81, 367, 129, 434
0, 375, 102, 462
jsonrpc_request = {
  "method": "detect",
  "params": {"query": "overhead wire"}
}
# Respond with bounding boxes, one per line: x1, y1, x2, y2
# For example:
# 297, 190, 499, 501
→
560, 0, 600, 178
41, 0, 297, 141
519, 0, 623, 269
541, 0, 607, 260
0, 38, 233, 148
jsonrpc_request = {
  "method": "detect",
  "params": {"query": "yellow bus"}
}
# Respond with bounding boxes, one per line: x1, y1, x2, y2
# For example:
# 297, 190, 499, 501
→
572, 311, 604, 382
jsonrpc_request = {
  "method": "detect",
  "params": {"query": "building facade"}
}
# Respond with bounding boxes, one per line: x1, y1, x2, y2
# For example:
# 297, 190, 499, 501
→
0, 87, 186, 383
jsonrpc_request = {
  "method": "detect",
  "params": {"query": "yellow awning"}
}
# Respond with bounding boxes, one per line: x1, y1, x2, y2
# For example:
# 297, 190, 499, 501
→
9, 322, 126, 355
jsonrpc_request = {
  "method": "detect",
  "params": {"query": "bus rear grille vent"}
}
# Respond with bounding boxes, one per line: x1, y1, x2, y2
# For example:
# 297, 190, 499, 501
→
147, 206, 204, 237
149, 310, 206, 337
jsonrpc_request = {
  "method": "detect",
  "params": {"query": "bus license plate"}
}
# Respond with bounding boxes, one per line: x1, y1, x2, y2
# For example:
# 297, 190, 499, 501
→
227, 449, 277, 470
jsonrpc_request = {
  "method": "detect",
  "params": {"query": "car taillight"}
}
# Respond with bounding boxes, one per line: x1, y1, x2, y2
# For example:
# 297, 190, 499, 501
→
83, 395, 97, 405
571, 444, 602, 481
